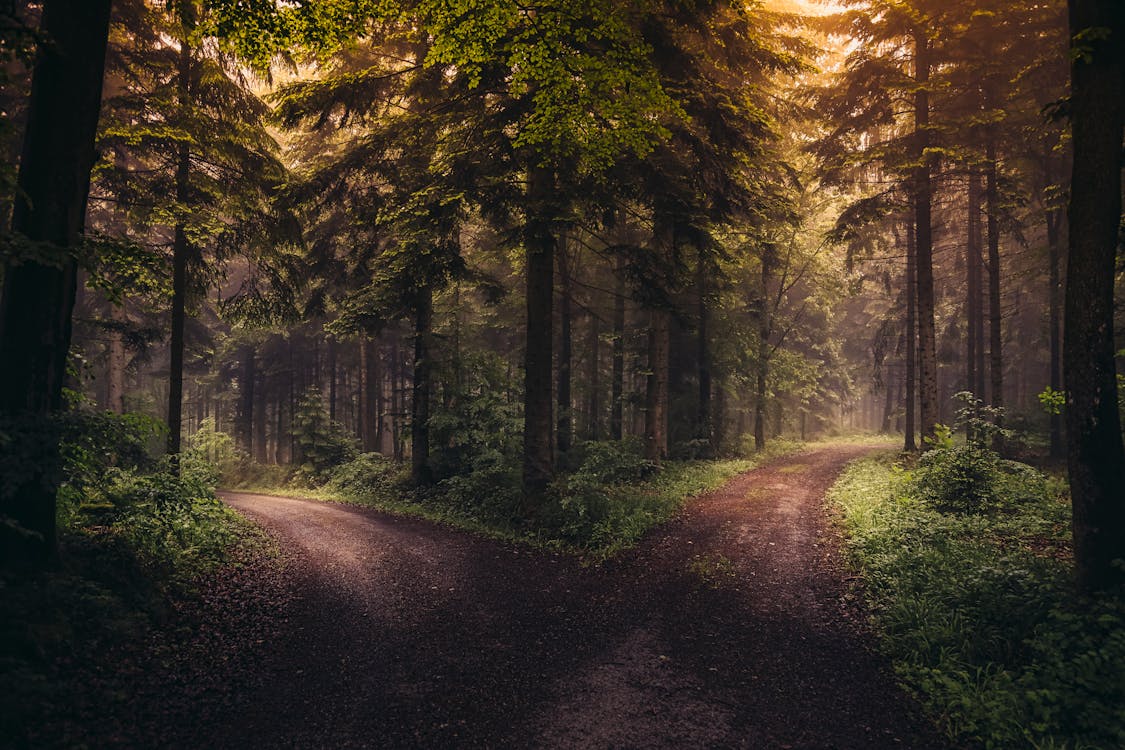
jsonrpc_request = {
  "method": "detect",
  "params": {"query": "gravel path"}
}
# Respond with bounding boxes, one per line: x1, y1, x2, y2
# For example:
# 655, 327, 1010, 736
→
129, 445, 949, 748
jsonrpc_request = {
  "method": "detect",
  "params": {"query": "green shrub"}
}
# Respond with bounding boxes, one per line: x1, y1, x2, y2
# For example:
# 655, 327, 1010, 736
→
915, 394, 1047, 514
428, 363, 523, 484
569, 438, 656, 485
292, 388, 357, 481
831, 455, 1125, 749
326, 452, 407, 500
435, 448, 522, 522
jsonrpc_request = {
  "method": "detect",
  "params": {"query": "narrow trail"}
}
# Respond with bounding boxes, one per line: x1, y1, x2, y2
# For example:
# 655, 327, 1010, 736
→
131, 445, 949, 748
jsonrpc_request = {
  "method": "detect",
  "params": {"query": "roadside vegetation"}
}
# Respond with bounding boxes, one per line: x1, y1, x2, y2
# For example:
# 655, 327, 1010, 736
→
0, 404, 270, 747
221, 404, 810, 557
828, 401, 1125, 749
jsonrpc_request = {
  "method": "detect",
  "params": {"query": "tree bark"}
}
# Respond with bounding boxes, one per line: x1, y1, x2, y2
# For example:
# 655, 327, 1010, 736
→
754, 242, 774, 452
645, 307, 671, 462
253, 370, 267, 464
697, 246, 712, 447
1065, 0, 1125, 591
1046, 205, 1064, 459
985, 131, 1004, 445
167, 149, 190, 464
556, 237, 573, 462
107, 302, 127, 414
521, 165, 556, 504
966, 169, 982, 432
411, 289, 433, 486
586, 309, 601, 441
610, 253, 626, 440
238, 344, 255, 456
881, 366, 895, 434
0, 0, 111, 564
905, 218, 918, 452
361, 335, 380, 453
644, 220, 673, 462
913, 29, 938, 445
391, 333, 404, 462
327, 335, 338, 421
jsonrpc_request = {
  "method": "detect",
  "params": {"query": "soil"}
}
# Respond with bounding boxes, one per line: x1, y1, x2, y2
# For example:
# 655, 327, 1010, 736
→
83, 445, 952, 749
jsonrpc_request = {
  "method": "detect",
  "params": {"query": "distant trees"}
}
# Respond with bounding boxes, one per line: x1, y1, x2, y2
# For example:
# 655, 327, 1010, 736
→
96, 0, 287, 464
817, 0, 1069, 452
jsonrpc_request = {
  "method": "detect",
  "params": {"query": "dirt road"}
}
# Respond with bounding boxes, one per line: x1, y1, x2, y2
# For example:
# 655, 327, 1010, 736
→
135, 445, 948, 748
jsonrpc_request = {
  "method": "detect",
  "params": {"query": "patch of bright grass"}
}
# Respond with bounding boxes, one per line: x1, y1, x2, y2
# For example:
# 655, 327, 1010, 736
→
827, 453, 1125, 749
688, 552, 738, 588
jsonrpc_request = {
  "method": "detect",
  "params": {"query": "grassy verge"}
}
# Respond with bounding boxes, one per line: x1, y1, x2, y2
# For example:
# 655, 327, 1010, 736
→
226, 438, 808, 559
827, 453, 1125, 749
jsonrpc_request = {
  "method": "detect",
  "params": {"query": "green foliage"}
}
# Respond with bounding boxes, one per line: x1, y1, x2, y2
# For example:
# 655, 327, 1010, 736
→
915, 393, 1045, 514
291, 388, 357, 481
1, 407, 262, 745
543, 449, 751, 556
830, 455, 1125, 749
183, 417, 239, 483
0, 407, 160, 534
429, 359, 524, 483
1038, 387, 1066, 416
325, 452, 407, 502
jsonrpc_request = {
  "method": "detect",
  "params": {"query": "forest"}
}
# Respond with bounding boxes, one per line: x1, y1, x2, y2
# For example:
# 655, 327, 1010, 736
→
1, 0, 1123, 748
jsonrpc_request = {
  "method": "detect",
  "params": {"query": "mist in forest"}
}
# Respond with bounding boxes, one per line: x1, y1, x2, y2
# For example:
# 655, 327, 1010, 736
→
2, 0, 1125, 747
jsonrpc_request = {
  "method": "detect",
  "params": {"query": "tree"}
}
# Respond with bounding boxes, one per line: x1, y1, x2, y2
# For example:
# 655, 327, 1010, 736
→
0, 0, 112, 563
1064, 0, 1125, 590
96, 0, 286, 467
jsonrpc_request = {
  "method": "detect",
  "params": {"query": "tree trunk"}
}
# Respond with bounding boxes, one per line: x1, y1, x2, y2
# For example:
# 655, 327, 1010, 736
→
881, 366, 895, 433
985, 131, 1004, 446
1065, 0, 1125, 591
714, 382, 726, 452
411, 288, 433, 486
253, 370, 267, 464
1046, 205, 1064, 459
644, 220, 673, 462
391, 333, 404, 462
238, 344, 255, 456
905, 218, 918, 451
610, 254, 626, 440
913, 29, 938, 445
167, 152, 190, 464
275, 386, 285, 464
107, 302, 127, 414
966, 169, 983, 434
754, 242, 774, 452
362, 335, 380, 452
327, 335, 338, 422
586, 309, 601, 441
697, 246, 712, 447
556, 237, 573, 463
375, 338, 386, 454
521, 165, 556, 505
0, 0, 111, 564
645, 307, 671, 462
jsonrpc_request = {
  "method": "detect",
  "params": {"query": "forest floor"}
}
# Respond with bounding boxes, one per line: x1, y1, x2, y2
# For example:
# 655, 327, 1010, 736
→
78, 444, 952, 749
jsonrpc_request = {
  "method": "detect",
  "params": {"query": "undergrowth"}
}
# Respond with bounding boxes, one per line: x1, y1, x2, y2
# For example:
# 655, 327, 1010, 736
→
1, 406, 269, 747
828, 452, 1125, 749
234, 437, 804, 559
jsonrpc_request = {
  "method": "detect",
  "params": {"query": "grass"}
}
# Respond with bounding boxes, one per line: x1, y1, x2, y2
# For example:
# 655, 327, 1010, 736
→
827, 453, 1125, 750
